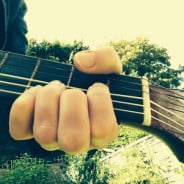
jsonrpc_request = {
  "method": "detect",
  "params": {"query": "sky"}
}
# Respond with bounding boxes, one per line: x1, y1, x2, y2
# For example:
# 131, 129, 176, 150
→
25, 0, 184, 68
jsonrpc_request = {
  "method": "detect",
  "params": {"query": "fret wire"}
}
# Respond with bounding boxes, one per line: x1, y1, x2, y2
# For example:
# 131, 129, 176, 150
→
3, 57, 139, 80
1, 73, 183, 116
26, 58, 41, 89
1, 51, 183, 100
1, 83, 184, 130
1, 86, 183, 134
0, 87, 145, 117
0, 73, 144, 99
12, 58, 184, 102
5, 64, 183, 105
0, 52, 9, 68
2, 62, 143, 87
151, 116, 184, 134
2, 65, 143, 93
0, 80, 143, 108
151, 100, 184, 121
66, 66, 74, 87
0, 85, 145, 115
1, 52, 184, 132
151, 108, 184, 128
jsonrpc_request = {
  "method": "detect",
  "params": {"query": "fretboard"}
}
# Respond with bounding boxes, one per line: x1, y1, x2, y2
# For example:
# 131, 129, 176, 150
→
0, 50, 183, 162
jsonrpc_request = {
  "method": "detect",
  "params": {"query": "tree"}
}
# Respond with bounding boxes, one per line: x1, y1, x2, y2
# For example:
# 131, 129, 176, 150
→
110, 38, 184, 88
26, 39, 89, 64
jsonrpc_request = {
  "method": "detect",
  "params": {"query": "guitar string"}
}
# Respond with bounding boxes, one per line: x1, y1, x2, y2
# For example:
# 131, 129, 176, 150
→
1, 52, 184, 99
151, 83, 184, 99
1, 81, 182, 131
0, 72, 183, 113
151, 100, 184, 121
0, 88, 144, 115
1, 53, 182, 134
0, 73, 183, 118
1, 65, 182, 110
0, 73, 144, 100
151, 116, 184, 134
150, 88, 184, 111
1, 72, 184, 111
2, 62, 184, 103
151, 108, 184, 128
1, 79, 184, 131
3, 56, 183, 100
1, 60, 142, 85
0, 79, 143, 102
150, 86, 184, 100
0, 54, 184, 123
1, 88, 183, 134
2, 55, 184, 92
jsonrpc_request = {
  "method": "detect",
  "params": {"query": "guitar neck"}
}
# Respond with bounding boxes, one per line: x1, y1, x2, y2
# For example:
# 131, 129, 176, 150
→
0, 50, 184, 162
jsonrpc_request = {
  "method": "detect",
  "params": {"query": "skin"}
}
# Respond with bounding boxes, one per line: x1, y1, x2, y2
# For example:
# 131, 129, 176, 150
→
9, 47, 122, 155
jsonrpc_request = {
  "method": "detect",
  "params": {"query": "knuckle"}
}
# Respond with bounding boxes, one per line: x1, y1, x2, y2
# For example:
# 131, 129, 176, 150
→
62, 88, 86, 99
91, 120, 118, 139
39, 84, 62, 96
12, 97, 30, 110
59, 135, 88, 154
88, 83, 109, 96
34, 125, 56, 145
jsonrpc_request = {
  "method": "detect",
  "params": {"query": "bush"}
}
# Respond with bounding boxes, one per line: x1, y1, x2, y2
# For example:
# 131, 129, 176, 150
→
108, 148, 168, 184
58, 152, 112, 184
1, 155, 51, 184
108, 125, 148, 149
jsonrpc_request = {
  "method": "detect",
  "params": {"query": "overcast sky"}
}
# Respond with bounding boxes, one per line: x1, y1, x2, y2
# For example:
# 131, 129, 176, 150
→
25, 0, 184, 68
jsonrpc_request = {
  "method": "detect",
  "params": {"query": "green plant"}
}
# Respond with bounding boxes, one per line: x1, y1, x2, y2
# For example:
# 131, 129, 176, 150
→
108, 148, 168, 184
58, 152, 112, 184
1, 154, 51, 184
108, 125, 148, 149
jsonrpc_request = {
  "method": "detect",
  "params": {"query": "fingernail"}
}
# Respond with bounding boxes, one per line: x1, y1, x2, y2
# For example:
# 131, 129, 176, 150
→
48, 80, 65, 87
74, 51, 95, 68
42, 143, 60, 151
89, 83, 109, 90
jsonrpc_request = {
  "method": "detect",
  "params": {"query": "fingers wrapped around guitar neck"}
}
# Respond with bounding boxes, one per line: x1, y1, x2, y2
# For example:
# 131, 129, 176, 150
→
9, 82, 119, 154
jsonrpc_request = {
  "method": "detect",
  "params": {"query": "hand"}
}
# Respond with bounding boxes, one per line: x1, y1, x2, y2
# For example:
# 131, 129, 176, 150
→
9, 47, 122, 155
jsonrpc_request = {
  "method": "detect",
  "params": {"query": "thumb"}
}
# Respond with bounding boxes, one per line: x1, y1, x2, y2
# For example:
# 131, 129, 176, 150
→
74, 47, 122, 74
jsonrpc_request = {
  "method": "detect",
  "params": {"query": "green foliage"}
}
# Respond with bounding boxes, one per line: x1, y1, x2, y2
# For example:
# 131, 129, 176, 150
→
109, 148, 168, 184
108, 125, 148, 149
110, 37, 184, 88
58, 152, 112, 184
26, 39, 89, 63
1, 155, 51, 184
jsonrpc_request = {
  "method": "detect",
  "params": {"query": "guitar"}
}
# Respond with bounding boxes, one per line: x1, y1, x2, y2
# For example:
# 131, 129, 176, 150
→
0, 50, 183, 162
